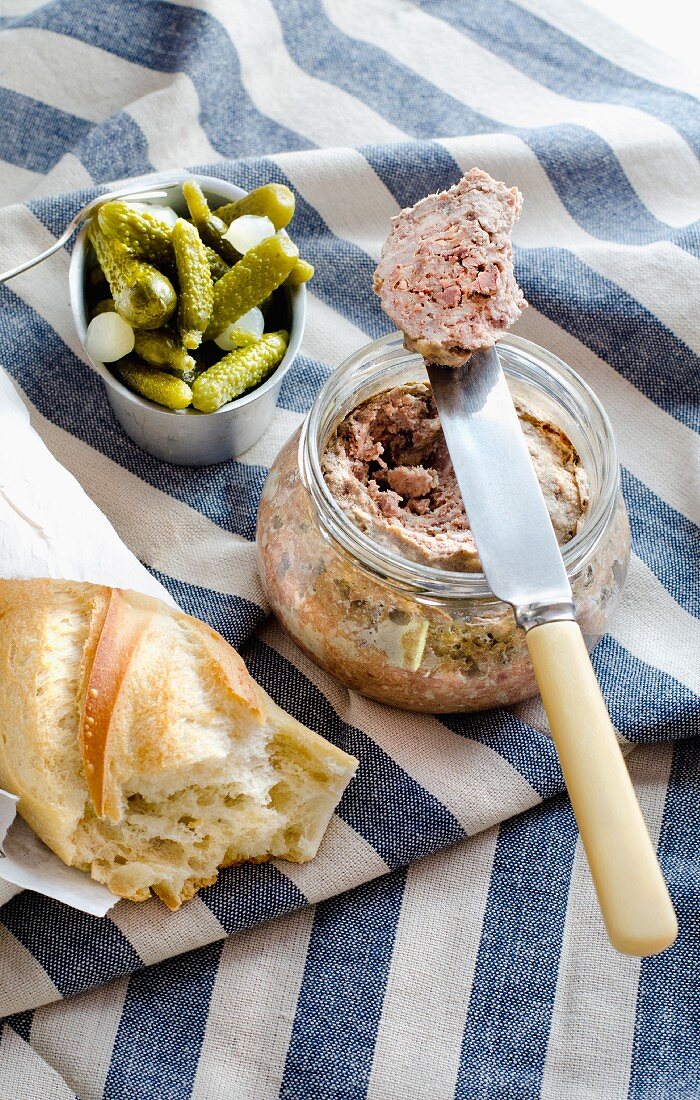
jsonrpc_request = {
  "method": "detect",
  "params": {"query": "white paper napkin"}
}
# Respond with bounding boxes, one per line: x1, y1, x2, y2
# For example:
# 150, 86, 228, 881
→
0, 368, 177, 913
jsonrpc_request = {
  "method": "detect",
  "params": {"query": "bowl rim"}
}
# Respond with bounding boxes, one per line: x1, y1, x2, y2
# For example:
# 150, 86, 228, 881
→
68, 170, 306, 418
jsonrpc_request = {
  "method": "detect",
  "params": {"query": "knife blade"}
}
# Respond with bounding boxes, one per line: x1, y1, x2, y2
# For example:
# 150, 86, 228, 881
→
426, 347, 574, 628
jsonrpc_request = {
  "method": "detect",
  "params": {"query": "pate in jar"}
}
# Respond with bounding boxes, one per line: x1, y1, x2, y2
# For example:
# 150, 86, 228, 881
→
256, 334, 630, 713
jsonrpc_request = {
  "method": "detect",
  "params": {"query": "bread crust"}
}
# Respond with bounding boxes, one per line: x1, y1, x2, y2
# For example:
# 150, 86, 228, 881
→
81, 589, 148, 819
0, 579, 358, 907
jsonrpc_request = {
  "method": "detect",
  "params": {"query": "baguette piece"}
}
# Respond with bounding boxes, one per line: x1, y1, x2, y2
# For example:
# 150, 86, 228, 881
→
0, 580, 358, 909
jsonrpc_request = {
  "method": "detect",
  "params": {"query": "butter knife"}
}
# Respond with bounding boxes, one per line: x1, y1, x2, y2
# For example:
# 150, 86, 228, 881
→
427, 348, 677, 957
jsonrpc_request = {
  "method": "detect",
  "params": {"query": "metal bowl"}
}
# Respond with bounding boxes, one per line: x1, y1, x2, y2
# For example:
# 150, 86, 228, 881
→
69, 172, 306, 466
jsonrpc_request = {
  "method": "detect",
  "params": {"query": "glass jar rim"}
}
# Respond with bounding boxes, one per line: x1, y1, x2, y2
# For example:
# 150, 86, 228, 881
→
299, 332, 620, 602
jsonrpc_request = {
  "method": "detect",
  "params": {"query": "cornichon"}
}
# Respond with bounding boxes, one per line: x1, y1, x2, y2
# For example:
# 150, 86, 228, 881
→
192, 330, 288, 413
182, 180, 238, 264
286, 258, 314, 285
217, 324, 260, 348
98, 201, 173, 265
133, 329, 196, 379
172, 218, 214, 349
116, 361, 192, 410
89, 223, 177, 330
205, 233, 298, 339
214, 184, 295, 230
203, 244, 229, 281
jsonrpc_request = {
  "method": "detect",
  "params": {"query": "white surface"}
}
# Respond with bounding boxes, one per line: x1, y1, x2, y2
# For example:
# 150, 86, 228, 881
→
584, 0, 696, 70
517, 0, 698, 97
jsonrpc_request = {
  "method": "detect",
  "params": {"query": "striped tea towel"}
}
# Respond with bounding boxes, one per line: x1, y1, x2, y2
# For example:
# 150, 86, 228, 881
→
0, 0, 698, 1084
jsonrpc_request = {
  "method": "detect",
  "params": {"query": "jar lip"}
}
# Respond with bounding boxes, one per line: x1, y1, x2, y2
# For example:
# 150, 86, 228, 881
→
300, 332, 620, 600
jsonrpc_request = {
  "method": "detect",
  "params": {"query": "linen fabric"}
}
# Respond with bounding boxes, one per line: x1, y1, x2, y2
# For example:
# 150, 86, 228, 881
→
0, 0, 698, 1096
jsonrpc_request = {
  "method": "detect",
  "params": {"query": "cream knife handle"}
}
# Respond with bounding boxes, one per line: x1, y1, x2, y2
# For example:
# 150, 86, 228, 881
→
526, 619, 677, 957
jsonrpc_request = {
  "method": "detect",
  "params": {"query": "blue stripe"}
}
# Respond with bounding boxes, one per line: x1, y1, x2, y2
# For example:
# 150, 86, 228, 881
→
621, 468, 700, 619
274, 0, 492, 140
281, 869, 406, 1100
422, 0, 700, 157
73, 110, 152, 184
360, 140, 460, 214
457, 796, 578, 1098
521, 125, 698, 253
441, 709, 564, 800
273, 0, 699, 253
201, 861, 306, 933
278, 353, 333, 414
10, 0, 308, 159
592, 636, 700, 744
0, 893, 141, 998
629, 738, 700, 1098
245, 639, 467, 865
519, 247, 699, 432
28, 187, 100, 243
0, 102, 150, 187
104, 941, 221, 1100
0, 88, 92, 173
3, 1010, 33, 1041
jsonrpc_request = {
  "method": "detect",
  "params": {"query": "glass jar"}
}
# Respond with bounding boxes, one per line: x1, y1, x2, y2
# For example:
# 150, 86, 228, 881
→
256, 334, 630, 713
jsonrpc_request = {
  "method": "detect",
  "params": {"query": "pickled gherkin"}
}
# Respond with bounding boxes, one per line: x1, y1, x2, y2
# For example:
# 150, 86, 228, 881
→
221, 328, 259, 347
204, 244, 229, 281
182, 180, 210, 225
116, 361, 192, 410
89, 224, 177, 330
205, 233, 298, 340
286, 258, 314, 286
172, 218, 213, 350
182, 180, 238, 264
133, 329, 196, 379
214, 184, 295, 231
98, 201, 173, 265
192, 331, 288, 413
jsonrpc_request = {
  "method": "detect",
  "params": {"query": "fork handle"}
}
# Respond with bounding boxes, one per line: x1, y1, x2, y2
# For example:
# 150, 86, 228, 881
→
526, 619, 677, 956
